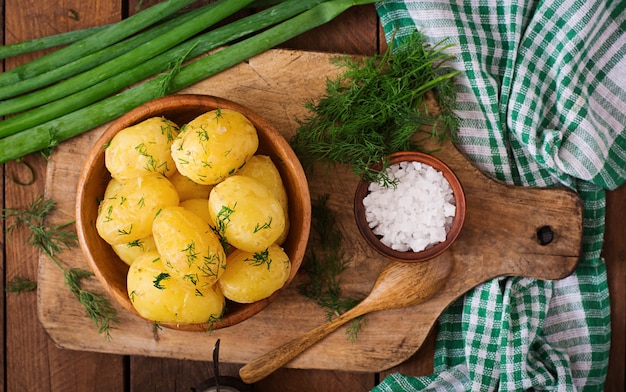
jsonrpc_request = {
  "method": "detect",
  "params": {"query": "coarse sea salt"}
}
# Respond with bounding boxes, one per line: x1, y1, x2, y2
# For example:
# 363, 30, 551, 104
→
362, 160, 456, 252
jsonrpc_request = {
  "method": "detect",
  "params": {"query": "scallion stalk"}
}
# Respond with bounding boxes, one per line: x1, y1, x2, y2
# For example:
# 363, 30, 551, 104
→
0, 0, 197, 87
0, 0, 327, 138
0, 0, 254, 109
0, 25, 110, 60
0, 0, 377, 164
0, 4, 229, 103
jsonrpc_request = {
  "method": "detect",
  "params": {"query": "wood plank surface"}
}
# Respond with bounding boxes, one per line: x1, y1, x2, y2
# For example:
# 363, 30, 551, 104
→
2, 1, 126, 391
603, 189, 626, 392
36, 48, 421, 370
38, 44, 583, 378
2, 1, 624, 392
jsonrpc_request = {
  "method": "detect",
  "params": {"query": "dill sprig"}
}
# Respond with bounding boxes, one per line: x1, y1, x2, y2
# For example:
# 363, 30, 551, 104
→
5, 276, 38, 293
291, 30, 460, 184
2, 195, 119, 339
298, 194, 364, 343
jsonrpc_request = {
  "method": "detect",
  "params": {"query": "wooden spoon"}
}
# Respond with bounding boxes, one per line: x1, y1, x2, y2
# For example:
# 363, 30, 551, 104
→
238, 258, 453, 384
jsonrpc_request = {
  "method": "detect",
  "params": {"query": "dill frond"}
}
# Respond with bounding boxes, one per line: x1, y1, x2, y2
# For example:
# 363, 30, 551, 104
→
298, 194, 364, 341
5, 276, 37, 293
2, 194, 119, 339
291, 30, 460, 184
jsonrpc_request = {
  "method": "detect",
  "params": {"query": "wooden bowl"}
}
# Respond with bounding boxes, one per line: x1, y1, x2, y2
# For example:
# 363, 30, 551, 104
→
76, 94, 311, 331
354, 151, 465, 263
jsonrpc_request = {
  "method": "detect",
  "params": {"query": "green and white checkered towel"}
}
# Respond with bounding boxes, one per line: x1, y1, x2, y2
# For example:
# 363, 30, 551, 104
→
373, 0, 625, 391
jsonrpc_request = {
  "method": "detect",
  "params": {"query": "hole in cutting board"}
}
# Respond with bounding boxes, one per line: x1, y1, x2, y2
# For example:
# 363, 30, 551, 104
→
536, 226, 555, 245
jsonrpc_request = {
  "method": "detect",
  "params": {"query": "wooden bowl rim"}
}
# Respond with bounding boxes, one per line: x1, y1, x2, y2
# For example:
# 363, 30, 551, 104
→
353, 151, 466, 263
75, 94, 311, 331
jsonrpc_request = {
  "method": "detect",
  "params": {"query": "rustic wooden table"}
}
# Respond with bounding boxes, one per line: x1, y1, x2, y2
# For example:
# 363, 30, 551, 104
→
1, 1, 624, 391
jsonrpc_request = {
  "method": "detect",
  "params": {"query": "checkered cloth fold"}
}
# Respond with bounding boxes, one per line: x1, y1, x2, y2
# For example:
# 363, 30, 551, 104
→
372, 1, 625, 390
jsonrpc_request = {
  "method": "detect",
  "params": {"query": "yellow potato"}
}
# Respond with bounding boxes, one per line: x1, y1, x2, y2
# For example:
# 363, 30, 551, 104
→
103, 177, 123, 199
152, 206, 226, 289
237, 155, 288, 208
112, 235, 157, 266
127, 251, 225, 324
169, 171, 213, 201
105, 117, 179, 179
179, 198, 211, 224
218, 244, 291, 303
237, 155, 289, 244
96, 174, 180, 245
208, 175, 285, 253
170, 109, 259, 185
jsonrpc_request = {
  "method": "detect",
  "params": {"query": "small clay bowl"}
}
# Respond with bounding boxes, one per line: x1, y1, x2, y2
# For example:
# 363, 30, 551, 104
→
354, 151, 465, 263
76, 94, 311, 331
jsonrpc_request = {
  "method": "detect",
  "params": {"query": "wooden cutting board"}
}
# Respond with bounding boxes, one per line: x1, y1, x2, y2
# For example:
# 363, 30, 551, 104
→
38, 48, 583, 372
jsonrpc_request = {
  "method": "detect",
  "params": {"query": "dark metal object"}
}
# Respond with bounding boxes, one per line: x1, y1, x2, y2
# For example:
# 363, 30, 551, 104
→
191, 339, 253, 392
213, 339, 221, 391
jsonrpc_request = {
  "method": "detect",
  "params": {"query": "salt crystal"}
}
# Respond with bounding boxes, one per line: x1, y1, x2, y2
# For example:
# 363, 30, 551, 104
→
362, 160, 456, 252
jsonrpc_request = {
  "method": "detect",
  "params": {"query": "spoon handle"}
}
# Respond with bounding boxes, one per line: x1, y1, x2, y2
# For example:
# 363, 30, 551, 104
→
239, 307, 363, 384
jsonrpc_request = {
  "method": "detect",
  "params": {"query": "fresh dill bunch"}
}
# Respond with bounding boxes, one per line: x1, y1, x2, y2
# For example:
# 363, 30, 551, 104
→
2, 194, 119, 339
291, 30, 460, 184
298, 194, 364, 342
5, 276, 37, 293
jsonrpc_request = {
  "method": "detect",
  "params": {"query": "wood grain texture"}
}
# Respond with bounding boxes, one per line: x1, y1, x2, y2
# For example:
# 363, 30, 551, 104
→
38, 47, 583, 375
4, 2, 623, 391
280, 5, 380, 56
119, 0, 382, 392
239, 259, 453, 383
2, 1, 125, 392
603, 188, 626, 391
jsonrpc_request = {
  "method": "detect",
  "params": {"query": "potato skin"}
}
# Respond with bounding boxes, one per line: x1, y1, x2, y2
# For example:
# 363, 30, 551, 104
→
237, 155, 288, 209
96, 174, 180, 245
208, 175, 285, 253
112, 235, 157, 266
152, 206, 226, 289
179, 198, 212, 224
169, 171, 213, 201
237, 155, 289, 244
218, 244, 291, 303
105, 117, 179, 180
103, 177, 123, 199
170, 109, 259, 185
127, 251, 225, 324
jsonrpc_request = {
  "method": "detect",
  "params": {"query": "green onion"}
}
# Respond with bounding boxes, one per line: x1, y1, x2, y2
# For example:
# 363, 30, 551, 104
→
0, 0, 197, 87
0, 0, 327, 138
0, 0, 377, 164
0, 25, 110, 60
0, 3, 253, 61
0, 0, 253, 111
0, 3, 235, 103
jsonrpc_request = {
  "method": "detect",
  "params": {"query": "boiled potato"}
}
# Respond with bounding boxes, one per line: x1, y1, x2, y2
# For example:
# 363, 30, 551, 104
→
103, 177, 123, 199
237, 155, 289, 244
169, 171, 213, 201
208, 175, 285, 253
127, 251, 225, 324
218, 244, 291, 303
105, 117, 179, 179
96, 174, 179, 245
112, 235, 157, 266
180, 198, 211, 224
152, 206, 226, 289
170, 109, 258, 185
238, 155, 288, 208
